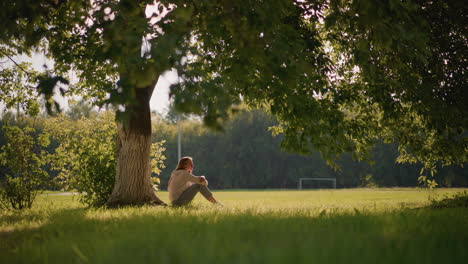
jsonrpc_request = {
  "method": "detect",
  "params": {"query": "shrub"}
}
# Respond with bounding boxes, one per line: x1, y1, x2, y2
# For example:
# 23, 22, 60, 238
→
46, 112, 166, 206
0, 125, 50, 210
150, 140, 166, 190
359, 174, 378, 188
429, 191, 468, 209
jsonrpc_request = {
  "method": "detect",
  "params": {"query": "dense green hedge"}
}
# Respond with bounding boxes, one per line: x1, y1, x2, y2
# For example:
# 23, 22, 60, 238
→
152, 109, 468, 189
1, 109, 467, 191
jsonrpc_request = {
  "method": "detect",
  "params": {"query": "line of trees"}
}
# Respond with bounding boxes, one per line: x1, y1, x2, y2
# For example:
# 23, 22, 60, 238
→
1, 105, 466, 195
2, 1, 466, 206
154, 108, 468, 189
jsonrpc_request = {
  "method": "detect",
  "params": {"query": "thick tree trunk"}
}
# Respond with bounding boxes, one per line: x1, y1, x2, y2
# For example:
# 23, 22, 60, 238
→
106, 84, 165, 207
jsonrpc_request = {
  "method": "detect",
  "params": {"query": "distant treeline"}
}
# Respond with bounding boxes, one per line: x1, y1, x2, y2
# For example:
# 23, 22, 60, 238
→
152, 109, 468, 189
1, 108, 466, 190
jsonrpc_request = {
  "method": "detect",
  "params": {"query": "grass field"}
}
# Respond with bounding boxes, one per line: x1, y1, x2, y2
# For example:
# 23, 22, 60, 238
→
1, 188, 467, 264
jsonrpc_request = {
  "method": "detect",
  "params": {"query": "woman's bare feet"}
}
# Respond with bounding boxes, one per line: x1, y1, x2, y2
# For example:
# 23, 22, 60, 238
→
207, 196, 224, 206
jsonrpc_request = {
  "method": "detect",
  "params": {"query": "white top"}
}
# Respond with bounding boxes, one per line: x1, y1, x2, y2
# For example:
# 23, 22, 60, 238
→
168, 170, 208, 202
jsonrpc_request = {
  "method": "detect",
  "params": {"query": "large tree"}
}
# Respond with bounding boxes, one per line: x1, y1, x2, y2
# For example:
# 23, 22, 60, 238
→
1, 0, 466, 206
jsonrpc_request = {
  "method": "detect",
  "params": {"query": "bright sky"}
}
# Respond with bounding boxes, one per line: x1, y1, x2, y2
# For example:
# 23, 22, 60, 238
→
151, 70, 177, 114
18, 53, 175, 115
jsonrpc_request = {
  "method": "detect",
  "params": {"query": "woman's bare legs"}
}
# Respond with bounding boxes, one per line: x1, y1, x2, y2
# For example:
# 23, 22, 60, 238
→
172, 184, 220, 206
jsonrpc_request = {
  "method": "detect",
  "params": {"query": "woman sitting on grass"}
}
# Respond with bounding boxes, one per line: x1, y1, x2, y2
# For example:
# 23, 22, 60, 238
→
168, 157, 222, 206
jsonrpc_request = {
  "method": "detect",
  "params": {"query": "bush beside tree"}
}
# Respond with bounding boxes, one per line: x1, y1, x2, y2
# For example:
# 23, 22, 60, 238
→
0, 125, 50, 209
44, 111, 166, 207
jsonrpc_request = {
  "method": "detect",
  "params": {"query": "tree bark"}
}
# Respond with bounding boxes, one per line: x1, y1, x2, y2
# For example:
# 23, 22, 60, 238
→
106, 83, 165, 207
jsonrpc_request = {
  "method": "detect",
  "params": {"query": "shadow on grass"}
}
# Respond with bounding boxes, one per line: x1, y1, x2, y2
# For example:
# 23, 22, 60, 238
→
1, 204, 467, 264
428, 191, 468, 209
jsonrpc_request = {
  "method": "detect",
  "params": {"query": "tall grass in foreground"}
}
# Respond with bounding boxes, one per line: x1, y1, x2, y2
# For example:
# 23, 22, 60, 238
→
0, 189, 467, 264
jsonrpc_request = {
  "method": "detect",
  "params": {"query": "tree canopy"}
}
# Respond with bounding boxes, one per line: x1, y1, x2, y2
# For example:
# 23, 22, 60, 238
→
1, 0, 466, 171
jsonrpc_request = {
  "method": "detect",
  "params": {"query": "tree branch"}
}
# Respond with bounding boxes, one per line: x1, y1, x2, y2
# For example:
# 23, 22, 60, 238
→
0, 49, 33, 77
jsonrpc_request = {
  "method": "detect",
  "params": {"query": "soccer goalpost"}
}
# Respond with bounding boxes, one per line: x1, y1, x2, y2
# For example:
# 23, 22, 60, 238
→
298, 178, 337, 189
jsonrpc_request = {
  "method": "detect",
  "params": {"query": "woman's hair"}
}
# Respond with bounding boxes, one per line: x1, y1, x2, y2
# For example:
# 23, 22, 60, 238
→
175, 156, 193, 171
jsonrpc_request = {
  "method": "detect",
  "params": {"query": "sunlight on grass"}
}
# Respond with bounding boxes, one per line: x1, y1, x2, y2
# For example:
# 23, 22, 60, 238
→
1, 189, 467, 264
2, 188, 463, 228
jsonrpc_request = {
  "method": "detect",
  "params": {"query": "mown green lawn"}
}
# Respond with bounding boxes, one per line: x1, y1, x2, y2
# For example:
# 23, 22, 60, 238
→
1, 188, 467, 264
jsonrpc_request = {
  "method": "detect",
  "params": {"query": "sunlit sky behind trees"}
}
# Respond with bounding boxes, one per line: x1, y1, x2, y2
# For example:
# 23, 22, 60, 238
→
0, 3, 177, 115
1, 53, 175, 115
